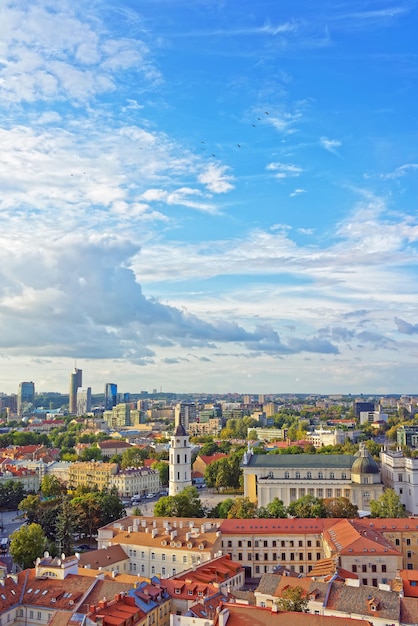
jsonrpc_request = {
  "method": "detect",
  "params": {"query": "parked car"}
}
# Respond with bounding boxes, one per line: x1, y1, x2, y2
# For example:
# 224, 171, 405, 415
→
75, 544, 92, 551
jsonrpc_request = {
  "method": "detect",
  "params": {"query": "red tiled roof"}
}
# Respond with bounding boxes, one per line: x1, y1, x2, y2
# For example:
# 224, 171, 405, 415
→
220, 518, 329, 535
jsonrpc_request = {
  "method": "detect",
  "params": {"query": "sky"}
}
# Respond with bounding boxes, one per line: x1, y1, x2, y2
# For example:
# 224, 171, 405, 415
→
1, 0, 418, 396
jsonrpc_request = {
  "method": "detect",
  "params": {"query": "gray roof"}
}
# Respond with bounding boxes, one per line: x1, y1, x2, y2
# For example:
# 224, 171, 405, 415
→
255, 573, 281, 596
245, 454, 355, 469
326, 580, 400, 621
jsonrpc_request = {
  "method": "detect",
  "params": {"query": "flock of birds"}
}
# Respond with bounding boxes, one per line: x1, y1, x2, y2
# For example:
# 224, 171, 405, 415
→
199, 111, 270, 157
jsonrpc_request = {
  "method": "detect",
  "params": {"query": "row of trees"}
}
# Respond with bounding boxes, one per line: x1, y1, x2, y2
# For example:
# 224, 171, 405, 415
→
152, 487, 406, 521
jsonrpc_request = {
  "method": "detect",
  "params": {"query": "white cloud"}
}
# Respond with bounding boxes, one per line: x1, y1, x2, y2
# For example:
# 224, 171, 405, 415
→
267, 161, 303, 179
290, 188, 307, 197
381, 163, 418, 179
198, 163, 235, 194
320, 136, 342, 154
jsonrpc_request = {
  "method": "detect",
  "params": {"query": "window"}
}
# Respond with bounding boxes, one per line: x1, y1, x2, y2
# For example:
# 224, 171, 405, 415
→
298, 540, 303, 547
342, 473, 347, 479
398, 474, 403, 482
151, 566, 155, 574
307, 472, 312, 479
285, 471, 290, 479
382, 565, 386, 572
317, 553, 321, 560
299, 553, 303, 560
395, 538, 400, 546
255, 553, 259, 561
172, 555, 176, 562
296, 471, 300, 479
37, 613, 42, 620
162, 567, 166, 575
318, 472, 323, 479
299, 566, 304, 573
151, 552, 155, 560
352, 565, 357, 573
326, 489, 332, 498
362, 578, 368, 586
307, 540, 312, 547
408, 551, 412, 559
371, 564, 376, 572
272, 540, 277, 547
407, 563, 413, 570
183, 556, 187, 563
238, 553, 242, 561
255, 565, 260, 574
255, 540, 259, 547
281, 540, 286, 547
248, 554, 252, 560
317, 489, 323, 498
290, 553, 295, 561
330, 472, 334, 479
372, 578, 377, 587
264, 553, 268, 561
290, 540, 294, 547
362, 564, 367, 573
247, 540, 252, 548
264, 540, 268, 547
238, 541, 242, 548
308, 553, 312, 561
407, 538, 411, 546
162, 553, 166, 560
272, 552, 276, 560
227, 540, 232, 548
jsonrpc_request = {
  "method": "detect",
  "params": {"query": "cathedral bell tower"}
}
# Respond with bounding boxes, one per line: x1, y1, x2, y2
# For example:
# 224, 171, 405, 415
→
169, 423, 192, 496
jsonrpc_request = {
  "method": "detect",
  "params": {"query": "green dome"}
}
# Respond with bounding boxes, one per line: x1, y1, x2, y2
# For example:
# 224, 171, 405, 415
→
351, 445, 379, 474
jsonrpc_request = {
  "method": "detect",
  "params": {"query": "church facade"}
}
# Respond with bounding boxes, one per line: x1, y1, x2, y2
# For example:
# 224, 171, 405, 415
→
242, 443, 383, 510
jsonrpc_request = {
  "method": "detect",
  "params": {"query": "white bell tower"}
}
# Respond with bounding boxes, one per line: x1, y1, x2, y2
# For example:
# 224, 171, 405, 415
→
169, 422, 192, 496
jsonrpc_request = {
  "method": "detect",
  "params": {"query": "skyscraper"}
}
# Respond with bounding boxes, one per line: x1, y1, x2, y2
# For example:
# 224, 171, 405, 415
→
77, 387, 92, 416
69, 368, 82, 414
174, 402, 196, 432
17, 381, 35, 416
104, 383, 117, 410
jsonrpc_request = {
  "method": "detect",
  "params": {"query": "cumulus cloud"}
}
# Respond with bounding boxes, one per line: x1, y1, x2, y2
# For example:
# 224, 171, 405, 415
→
198, 163, 234, 193
290, 188, 306, 197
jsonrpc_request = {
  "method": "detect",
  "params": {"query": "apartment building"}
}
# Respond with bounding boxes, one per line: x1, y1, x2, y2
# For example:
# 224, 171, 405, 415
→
68, 460, 118, 490
98, 516, 223, 578
219, 518, 326, 578
109, 467, 161, 498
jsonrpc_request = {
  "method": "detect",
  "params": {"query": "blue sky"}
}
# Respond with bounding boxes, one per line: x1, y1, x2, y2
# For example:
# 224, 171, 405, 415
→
1, 0, 418, 395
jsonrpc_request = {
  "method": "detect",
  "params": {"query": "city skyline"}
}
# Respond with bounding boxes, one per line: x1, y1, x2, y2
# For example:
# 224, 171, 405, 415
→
0, 1, 418, 395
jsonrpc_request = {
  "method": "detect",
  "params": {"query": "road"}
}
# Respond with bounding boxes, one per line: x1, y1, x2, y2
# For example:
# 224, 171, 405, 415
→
0, 510, 26, 572
125, 489, 240, 518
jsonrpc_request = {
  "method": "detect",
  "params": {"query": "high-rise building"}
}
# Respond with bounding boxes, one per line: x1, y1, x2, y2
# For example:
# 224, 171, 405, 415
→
104, 383, 117, 410
69, 368, 82, 414
174, 402, 196, 431
77, 387, 92, 416
17, 381, 35, 416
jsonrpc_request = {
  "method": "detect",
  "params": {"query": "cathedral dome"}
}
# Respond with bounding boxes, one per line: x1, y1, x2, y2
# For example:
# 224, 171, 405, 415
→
351, 444, 379, 475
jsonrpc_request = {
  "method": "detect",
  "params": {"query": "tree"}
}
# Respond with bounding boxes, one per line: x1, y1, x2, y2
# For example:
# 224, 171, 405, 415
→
211, 498, 235, 518
97, 489, 125, 525
199, 442, 219, 456
152, 460, 169, 486
18, 494, 42, 524
71, 493, 102, 540
120, 447, 148, 469
276, 586, 308, 613
323, 497, 358, 518
257, 497, 287, 518
227, 497, 257, 519
154, 487, 204, 518
287, 495, 325, 518
370, 489, 407, 518
9, 523, 47, 569
0, 480, 25, 509
55, 497, 77, 556
40, 475, 67, 498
